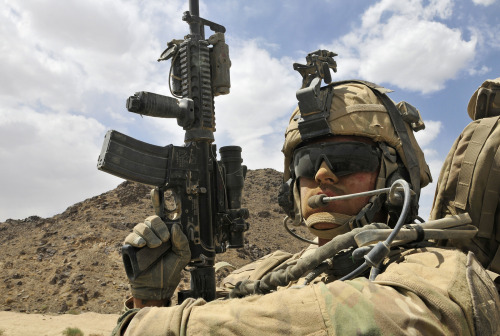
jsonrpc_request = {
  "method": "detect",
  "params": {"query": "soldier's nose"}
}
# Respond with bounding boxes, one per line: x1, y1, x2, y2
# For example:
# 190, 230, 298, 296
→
315, 161, 339, 185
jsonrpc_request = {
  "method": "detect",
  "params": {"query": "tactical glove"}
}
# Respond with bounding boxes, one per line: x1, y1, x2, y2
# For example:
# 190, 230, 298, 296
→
124, 215, 191, 301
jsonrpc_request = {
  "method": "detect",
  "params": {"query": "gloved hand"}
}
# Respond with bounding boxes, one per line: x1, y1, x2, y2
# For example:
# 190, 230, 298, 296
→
124, 215, 191, 301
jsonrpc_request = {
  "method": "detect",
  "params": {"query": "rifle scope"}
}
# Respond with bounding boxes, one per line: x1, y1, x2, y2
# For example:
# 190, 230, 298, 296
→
220, 146, 248, 248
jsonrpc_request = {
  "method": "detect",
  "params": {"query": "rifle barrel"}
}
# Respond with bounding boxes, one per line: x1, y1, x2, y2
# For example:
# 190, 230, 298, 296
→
189, 0, 202, 37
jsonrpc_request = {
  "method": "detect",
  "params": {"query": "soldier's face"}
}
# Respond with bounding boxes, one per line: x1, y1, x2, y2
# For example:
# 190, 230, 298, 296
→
298, 136, 379, 232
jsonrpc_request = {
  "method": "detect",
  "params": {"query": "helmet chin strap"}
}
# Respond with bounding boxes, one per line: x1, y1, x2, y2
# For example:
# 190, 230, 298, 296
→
305, 212, 353, 239
305, 194, 387, 240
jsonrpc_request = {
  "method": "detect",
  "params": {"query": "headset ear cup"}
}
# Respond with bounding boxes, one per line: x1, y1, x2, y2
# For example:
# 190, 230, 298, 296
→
278, 178, 295, 219
385, 164, 410, 189
384, 163, 419, 226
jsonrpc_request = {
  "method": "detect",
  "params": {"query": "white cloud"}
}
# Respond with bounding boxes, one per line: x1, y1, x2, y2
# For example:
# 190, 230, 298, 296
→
471, 22, 500, 51
0, 0, 187, 116
361, 0, 453, 24
414, 120, 442, 147
0, 107, 122, 221
472, 0, 496, 5
213, 39, 298, 171
468, 65, 491, 76
323, 0, 477, 93
0, 0, 189, 221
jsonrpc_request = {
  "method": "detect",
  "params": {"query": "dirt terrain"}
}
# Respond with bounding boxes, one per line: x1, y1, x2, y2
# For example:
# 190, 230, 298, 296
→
0, 169, 313, 317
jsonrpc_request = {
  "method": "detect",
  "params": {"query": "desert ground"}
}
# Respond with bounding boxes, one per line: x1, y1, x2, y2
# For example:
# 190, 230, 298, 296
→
0, 169, 314, 335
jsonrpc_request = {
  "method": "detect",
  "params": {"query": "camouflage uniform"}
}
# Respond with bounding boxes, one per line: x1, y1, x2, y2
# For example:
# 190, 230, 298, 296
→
112, 80, 500, 335
112, 246, 499, 335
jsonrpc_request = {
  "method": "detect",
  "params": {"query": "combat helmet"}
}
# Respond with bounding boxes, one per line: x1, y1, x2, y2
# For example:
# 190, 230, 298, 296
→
467, 77, 500, 120
431, 77, 500, 273
278, 51, 432, 240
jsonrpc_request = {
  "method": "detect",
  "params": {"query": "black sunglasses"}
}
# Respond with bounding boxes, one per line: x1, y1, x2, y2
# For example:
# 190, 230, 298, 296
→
292, 141, 381, 179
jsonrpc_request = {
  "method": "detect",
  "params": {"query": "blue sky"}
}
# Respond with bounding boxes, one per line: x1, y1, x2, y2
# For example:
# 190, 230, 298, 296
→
1, 0, 499, 221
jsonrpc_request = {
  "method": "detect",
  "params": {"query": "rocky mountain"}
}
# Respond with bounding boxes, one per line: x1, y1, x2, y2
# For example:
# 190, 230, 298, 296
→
0, 169, 313, 314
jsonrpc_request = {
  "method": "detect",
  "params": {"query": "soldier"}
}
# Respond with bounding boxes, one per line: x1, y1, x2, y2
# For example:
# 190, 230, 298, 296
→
112, 80, 500, 335
430, 77, 500, 285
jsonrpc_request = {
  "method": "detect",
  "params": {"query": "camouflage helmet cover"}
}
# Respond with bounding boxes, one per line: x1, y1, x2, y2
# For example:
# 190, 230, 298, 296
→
467, 77, 500, 121
282, 82, 432, 187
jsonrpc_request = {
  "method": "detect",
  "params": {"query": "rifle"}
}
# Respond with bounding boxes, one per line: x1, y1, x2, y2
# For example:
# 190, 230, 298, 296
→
97, 0, 249, 303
